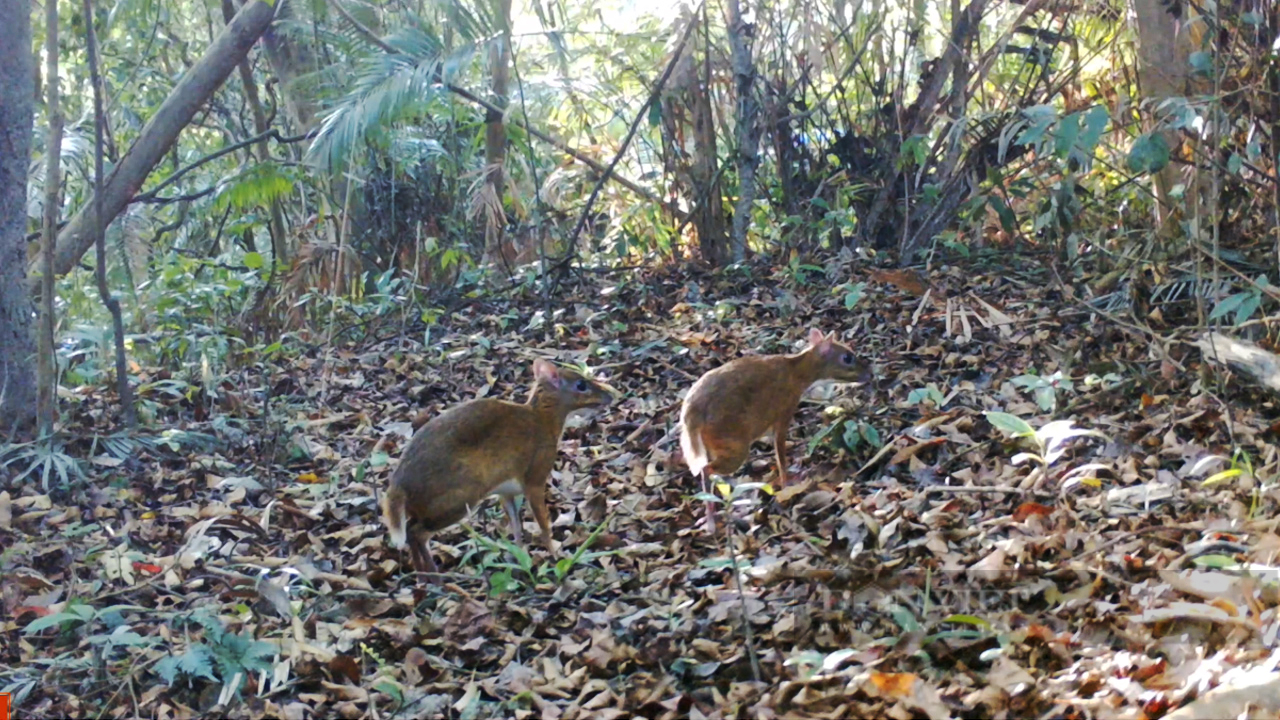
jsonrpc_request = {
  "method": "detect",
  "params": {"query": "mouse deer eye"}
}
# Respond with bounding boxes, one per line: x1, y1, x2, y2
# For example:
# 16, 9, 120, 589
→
841, 352, 854, 365
574, 379, 588, 391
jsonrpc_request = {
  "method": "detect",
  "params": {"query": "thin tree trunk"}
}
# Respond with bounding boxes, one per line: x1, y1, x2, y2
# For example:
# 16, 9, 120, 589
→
85, 0, 134, 428
1272, 3, 1280, 270
260, 0, 317, 131
0, 0, 34, 437
725, 0, 760, 263
1131, 0, 1195, 243
26, 0, 276, 293
223, 0, 289, 263
482, 0, 513, 262
37, 0, 62, 435
692, 5, 728, 265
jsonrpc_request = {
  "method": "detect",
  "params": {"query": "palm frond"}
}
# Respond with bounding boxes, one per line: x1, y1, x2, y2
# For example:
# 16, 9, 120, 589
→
214, 163, 298, 213
306, 30, 480, 171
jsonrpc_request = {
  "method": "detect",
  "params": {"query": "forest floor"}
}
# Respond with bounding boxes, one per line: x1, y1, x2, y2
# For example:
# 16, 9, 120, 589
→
5, 252, 1280, 719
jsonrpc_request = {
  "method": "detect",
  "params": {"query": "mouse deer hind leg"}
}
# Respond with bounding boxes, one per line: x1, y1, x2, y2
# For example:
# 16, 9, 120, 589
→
404, 525, 440, 582
502, 495, 523, 545
494, 479, 524, 545
700, 469, 720, 533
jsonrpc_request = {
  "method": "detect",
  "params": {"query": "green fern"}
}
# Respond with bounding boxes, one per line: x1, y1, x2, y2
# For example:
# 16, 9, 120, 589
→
157, 610, 278, 694
156, 644, 218, 684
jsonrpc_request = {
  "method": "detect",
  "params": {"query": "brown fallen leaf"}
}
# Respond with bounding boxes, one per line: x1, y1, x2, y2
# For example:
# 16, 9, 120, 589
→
328, 655, 360, 685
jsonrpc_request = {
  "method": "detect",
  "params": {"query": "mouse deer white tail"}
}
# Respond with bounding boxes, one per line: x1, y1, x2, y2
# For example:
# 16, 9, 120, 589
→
382, 486, 407, 548
679, 421, 709, 477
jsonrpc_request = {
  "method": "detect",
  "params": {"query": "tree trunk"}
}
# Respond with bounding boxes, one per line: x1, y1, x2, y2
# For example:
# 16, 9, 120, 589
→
260, 0, 318, 131
691, 9, 728, 265
724, 0, 760, 264
482, 0, 513, 262
37, 0, 61, 434
860, 0, 989, 257
0, 0, 36, 436
1131, 0, 1196, 239
26, 0, 277, 294
224, 0, 289, 263
86, 0, 134, 428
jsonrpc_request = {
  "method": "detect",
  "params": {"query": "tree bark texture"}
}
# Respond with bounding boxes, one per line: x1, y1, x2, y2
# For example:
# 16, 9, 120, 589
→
261, 0, 318, 131
692, 6, 728, 264
223, 0, 289, 262
86, 0, 135, 427
1131, 0, 1197, 236
0, 0, 36, 435
860, 0, 988, 257
481, 0, 513, 261
26, 0, 277, 294
725, 0, 760, 264
37, 0, 62, 434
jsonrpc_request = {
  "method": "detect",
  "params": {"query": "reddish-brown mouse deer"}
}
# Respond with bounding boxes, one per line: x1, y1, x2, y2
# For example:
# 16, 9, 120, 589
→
679, 328, 871, 531
382, 358, 614, 579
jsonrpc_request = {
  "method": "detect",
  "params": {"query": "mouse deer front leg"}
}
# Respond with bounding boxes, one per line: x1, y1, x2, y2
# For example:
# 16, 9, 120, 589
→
772, 417, 792, 487
522, 458, 558, 554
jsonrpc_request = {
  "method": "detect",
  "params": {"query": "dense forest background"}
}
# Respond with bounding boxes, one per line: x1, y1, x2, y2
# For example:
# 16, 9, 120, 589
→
4, 0, 1280, 716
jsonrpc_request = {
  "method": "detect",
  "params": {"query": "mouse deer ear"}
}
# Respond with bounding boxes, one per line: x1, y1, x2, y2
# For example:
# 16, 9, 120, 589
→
533, 358, 561, 387
807, 328, 827, 346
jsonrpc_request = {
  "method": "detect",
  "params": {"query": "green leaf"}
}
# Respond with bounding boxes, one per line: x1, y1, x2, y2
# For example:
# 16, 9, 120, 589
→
729, 482, 771, 500
806, 421, 839, 455
887, 604, 920, 632
1033, 385, 1057, 412
1235, 294, 1262, 326
923, 629, 990, 644
860, 423, 882, 447
1209, 292, 1246, 321
23, 609, 87, 634
155, 656, 182, 684
1202, 467, 1243, 486
243, 252, 264, 270
182, 645, 219, 681
843, 282, 866, 309
1126, 133, 1171, 173
1010, 374, 1045, 389
157, 645, 218, 684
940, 614, 992, 629
1189, 51, 1212, 74
1227, 153, 1243, 175
985, 411, 1036, 438
508, 543, 534, 573
375, 680, 404, 705
842, 421, 862, 451
1053, 112, 1081, 159
988, 196, 1016, 233
1016, 105, 1057, 148
488, 569, 515, 597
1190, 554, 1239, 569
1078, 105, 1110, 154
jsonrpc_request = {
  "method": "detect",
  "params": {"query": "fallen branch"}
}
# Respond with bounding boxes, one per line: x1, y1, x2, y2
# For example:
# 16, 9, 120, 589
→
1196, 331, 1280, 394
